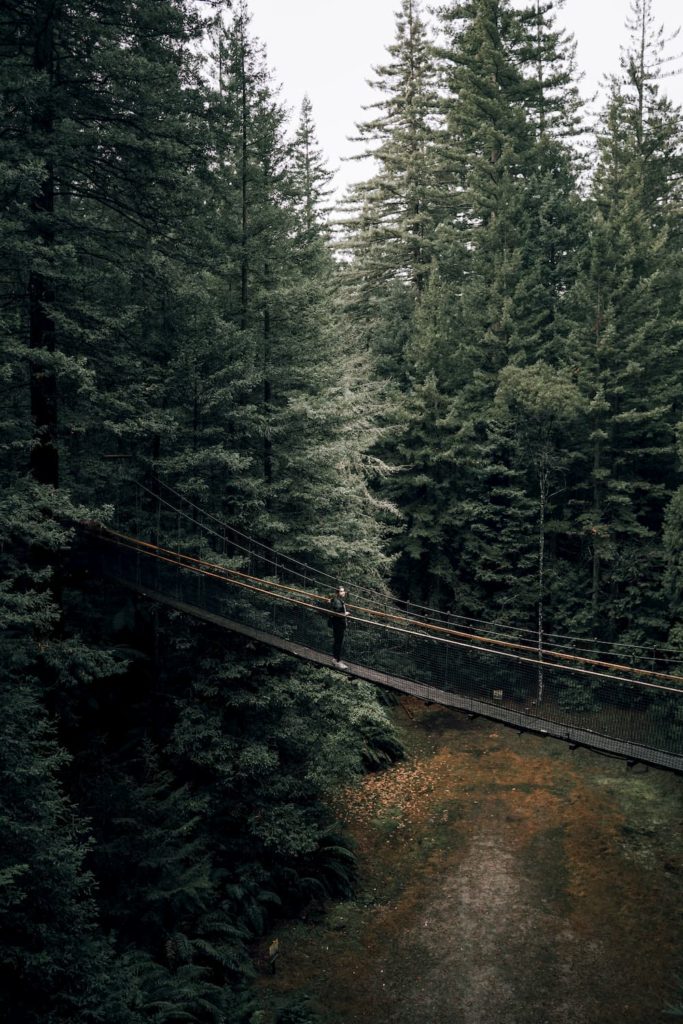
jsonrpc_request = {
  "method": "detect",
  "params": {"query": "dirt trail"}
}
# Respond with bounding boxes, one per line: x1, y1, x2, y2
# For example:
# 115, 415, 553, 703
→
256, 700, 683, 1024
403, 834, 566, 1024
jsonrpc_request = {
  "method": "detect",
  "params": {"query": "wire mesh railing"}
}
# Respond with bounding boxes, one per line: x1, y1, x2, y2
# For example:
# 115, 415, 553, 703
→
85, 516, 683, 774
110, 477, 683, 674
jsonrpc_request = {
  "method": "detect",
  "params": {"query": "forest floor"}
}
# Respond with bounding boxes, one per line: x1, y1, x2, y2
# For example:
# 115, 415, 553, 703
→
253, 697, 683, 1024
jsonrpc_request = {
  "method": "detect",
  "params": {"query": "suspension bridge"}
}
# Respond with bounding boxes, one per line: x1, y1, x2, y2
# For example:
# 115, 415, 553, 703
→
82, 480, 683, 774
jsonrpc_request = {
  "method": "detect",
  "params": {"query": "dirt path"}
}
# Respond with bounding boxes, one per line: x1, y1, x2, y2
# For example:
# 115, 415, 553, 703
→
255, 700, 683, 1024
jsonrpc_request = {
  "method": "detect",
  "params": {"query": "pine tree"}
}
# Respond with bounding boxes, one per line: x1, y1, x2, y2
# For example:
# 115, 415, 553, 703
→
0, 4, 236, 1018
0, 680, 116, 1023
386, 0, 574, 612
510, 0, 587, 362
442, 0, 588, 621
566, 0, 683, 642
417, 0, 538, 610
427, 0, 533, 603
290, 95, 335, 248
0, 0, 210, 492
336, 1, 450, 601
493, 362, 586, 659
199, 6, 393, 582
436, 0, 585, 376
0, 2, 405, 1020
339, 0, 442, 379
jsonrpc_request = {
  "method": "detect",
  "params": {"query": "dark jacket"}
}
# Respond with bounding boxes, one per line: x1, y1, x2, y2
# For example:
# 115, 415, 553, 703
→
329, 594, 348, 626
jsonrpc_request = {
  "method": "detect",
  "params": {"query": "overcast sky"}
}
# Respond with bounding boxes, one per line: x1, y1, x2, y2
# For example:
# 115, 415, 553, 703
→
243, 0, 682, 197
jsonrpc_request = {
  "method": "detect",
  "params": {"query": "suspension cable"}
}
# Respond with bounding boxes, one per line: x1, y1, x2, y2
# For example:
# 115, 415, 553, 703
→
131, 481, 683, 664
96, 527, 683, 689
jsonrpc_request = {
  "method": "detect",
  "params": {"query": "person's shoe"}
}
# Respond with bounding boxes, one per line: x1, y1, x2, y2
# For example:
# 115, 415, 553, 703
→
334, 660, 348, 669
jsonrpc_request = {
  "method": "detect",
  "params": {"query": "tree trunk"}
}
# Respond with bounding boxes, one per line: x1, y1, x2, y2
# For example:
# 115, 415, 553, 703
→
29, 9, 58, 487
591, 430, 602, 630
263, 301, 273, 492
239, 33, 248, 332
537, 465, 546, 704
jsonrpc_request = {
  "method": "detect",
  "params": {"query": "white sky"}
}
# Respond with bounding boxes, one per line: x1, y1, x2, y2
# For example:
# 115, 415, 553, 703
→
244, 0, 683, 198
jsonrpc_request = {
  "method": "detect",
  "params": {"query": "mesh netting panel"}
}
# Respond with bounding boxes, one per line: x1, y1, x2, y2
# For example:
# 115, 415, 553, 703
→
90, 531, 683, 771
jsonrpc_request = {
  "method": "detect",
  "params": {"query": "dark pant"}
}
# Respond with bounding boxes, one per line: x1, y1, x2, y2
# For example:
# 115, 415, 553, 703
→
332, 622, 346, 661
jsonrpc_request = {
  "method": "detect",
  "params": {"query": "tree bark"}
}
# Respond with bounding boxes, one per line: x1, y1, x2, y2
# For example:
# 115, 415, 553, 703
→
537, 463, 547, 704
29, 7, 58, 487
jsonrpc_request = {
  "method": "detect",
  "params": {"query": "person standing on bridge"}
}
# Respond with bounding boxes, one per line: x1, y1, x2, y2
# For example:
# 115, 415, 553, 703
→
329, 585, 350, 668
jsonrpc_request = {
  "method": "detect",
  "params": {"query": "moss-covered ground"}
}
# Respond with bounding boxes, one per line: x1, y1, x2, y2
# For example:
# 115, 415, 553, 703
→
254, 698, 683, 1024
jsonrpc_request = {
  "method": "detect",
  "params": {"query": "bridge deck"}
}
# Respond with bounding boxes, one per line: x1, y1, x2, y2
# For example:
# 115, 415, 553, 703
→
118, 579, 683, 775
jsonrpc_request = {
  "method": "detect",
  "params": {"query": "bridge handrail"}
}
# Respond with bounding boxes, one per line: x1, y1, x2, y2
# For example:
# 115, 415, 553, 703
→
137, 479, 683, 667
91, 527, 683, 696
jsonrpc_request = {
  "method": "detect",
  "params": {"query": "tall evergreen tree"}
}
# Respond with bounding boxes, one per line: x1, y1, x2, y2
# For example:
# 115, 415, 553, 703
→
340, 0, 442, 379
566, 0, 683, 642
0, 680, 114, 1024
0, 0, 210, 494
202, 5, 393, 580
493, 362, 586, 658
0, 5, 218, 1016
337, 0, 449, 602
2, 4, 249, 1019
402, 0, 539, 611
290, 94, 335, 246
384, 0, 585, 613
436, 0, 585, 378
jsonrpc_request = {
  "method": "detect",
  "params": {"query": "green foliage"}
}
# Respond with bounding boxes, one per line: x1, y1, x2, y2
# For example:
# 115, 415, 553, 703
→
664, 486, 683, 642
340, 0, 682, 658
339, 0, 441, 374
2, 0, 683, 1019
0, 1, 401, 1019
0, 682, 115, 1023
563, 6, 683, 642
556, 680, 600, 713
117, 948, 227, 1024
275, 994, 321, 1024
664, 977, 683, 1018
